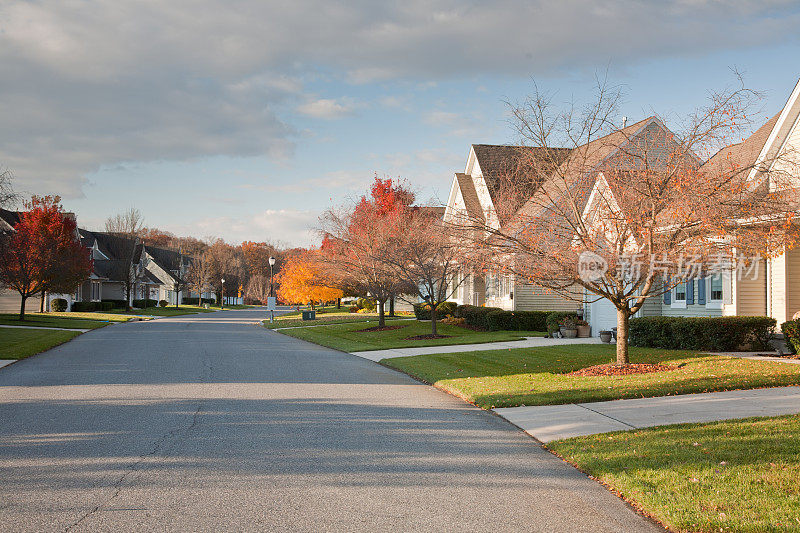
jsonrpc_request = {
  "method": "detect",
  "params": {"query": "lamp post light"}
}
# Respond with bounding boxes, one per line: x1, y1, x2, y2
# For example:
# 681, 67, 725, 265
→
221, 277, 225, 310
268, 256, 276, 323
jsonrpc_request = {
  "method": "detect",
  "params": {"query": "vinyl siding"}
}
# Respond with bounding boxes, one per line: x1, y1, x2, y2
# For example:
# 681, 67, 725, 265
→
736, 270, 767, 316
513, 281, 580, 312
638, 293, 662, 317
0, 289, 40, 313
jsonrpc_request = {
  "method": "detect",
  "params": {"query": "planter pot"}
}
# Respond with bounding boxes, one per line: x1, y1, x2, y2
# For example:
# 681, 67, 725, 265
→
558, 326, 566, 337
562, 328, 578, 339
576, 324, 590, 338
599, 331, 612, 343
611, 327, 618, 340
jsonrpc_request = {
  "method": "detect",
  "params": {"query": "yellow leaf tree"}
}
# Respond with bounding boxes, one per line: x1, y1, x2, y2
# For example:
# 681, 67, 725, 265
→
276, 251, 343, 308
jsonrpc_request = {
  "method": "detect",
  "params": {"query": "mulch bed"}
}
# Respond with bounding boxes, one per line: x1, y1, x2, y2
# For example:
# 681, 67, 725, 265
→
356, 325, 407, 333
404, 334, 452, 340
568, 363, 677, 377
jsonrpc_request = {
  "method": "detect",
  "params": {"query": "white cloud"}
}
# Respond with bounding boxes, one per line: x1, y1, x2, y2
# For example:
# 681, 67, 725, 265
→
1, 0, 799, 197
297, 98, 358, 119
174, 209, 321, 247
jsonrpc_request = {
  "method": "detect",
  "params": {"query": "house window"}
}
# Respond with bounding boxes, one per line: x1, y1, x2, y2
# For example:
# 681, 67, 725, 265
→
672, 282, 687, 309
710, 275, 723, 302
675, 283, 686, 301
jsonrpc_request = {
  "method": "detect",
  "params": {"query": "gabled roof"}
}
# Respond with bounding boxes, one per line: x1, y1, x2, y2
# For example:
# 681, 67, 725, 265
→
0, 208, 21, 231
455, 173, 484, 222
471, 144, 572, 207
700, 113, 781, 178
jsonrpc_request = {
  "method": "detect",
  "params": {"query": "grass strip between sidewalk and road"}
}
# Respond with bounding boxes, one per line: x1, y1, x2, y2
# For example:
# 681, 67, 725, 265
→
380, 344, 800, 409
0, 328, 83, 360
264, 314, 409, 329
277, 319, 545, 351
549, 414, 800, 532
0, 312, 130, 329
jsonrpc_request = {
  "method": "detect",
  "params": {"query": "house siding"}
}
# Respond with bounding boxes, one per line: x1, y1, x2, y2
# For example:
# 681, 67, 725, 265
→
736, 270, 767, 316
512, 281, 580, 312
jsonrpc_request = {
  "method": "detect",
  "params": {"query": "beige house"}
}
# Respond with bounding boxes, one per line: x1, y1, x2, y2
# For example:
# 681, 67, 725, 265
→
443, 144, 578, 312
582, 78, 800, 332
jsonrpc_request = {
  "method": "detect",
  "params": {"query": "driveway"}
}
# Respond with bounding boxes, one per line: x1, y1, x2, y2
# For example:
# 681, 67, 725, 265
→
0, 308, 661, 532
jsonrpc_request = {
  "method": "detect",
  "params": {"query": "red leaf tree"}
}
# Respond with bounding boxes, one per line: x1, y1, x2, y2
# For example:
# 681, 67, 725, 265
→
320, 177, 416, 327
0, 196, 92, 319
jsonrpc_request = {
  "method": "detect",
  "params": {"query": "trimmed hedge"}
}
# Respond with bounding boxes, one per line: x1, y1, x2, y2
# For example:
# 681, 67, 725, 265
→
484, 309, 552, 332
454, 305, 504, 329
629, 316, 776, 351
50, 298, 68, 312
182, 297, 217, 305
102, 299, 127, 309
782, 320, 800, 354
412, 301, 458, 320
159, 299, 169, 307
71, 301, 113, 312
132, 299, 158, 309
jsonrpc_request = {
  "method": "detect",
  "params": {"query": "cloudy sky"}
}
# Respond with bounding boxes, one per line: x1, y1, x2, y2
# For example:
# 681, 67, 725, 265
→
3, 1, 800, 246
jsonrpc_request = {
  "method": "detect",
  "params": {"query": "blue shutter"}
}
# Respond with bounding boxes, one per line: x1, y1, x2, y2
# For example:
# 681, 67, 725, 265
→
686, 280, 694, 305
663, 287, 671, 304
697, 277, 706, 305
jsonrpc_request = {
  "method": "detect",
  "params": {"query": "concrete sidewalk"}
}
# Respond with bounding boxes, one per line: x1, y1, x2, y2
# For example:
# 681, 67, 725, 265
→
351, 336, 603, 362
496, 386, 800, 443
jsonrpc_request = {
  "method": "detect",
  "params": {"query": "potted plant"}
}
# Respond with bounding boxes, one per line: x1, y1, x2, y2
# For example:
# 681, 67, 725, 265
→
576, 319, 590, 338
599, 330, 612, 343
561, 317, 578, 339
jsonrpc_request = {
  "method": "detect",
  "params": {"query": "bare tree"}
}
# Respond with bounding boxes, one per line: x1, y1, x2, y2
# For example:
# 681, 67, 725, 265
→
388, 206, 465, 336
462, 77, 799, 364
104, 208, 144, 310
0, 169, 18, 209
187, 249, 214, 306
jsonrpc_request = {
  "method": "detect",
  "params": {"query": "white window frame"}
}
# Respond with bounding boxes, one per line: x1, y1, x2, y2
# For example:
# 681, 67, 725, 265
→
706, 274, 724, 310
671, 282, 687, 309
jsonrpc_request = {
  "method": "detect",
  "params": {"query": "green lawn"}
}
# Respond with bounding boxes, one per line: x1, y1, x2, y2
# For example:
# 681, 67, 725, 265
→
0, 328, 82, 359
0, 312, 126, 329
381, 344, 800, 409
39, 312, 136, 322
278, 320, 545, 351
550, 414, 800, 532
264, 312, 407, 329
108, 305, 216, 317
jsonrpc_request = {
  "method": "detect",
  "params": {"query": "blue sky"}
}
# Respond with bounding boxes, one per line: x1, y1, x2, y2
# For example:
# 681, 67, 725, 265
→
2, 1, 800, 246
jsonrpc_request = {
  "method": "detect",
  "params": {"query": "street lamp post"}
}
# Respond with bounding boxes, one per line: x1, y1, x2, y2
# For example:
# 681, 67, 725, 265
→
268, 256, 276, 323
221, 277, 225, 310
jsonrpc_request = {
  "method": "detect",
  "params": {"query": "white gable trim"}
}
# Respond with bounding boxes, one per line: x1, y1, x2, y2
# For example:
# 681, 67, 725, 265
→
749, 77, 800, 185
443, 174, 461, 223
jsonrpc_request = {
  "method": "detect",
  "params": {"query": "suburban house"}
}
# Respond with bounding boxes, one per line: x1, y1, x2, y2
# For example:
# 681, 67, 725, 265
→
578, 78, 800, 333
443, 144, 579, 312
78, 229, 191, 308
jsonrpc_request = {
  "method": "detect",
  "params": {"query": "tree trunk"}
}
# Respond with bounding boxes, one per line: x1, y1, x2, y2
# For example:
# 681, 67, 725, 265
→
430, 304, 437, 336
337, 298, 341, 309
378, 299, 386, 327
19, 295, 27, 321
389, 296, 395, 317
616, 308, 630, 365
40, 291, 46, 313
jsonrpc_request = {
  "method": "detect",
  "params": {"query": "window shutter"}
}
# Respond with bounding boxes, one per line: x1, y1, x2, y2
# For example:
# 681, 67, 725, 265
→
686, 280, 694, 305
663, 287, 671, 304
697, 277, 706, 305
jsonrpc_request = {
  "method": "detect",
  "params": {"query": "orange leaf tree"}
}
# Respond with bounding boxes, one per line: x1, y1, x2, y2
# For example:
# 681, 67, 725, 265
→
276, 251, 342, 308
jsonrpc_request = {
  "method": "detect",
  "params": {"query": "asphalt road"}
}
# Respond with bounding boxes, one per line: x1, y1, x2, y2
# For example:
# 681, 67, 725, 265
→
0, 308, 662, 532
